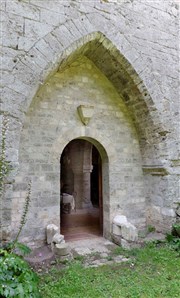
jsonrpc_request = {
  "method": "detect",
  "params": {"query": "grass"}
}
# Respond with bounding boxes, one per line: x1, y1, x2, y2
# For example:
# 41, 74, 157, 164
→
39, 243, 180, 298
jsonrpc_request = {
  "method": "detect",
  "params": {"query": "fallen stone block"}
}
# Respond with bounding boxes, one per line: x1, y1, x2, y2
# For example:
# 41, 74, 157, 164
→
112, 234, 121, 246
52, 233, 64, 244
46, 224, 59, 244
112, 224, 122, 236
72, 247, 92, 257
112, 215, 138, 242
121, 222, 138, 242
51, 240, 65, 252
162, 207, 175, 217
54, 243, 70, 256
113, 215, 127, 226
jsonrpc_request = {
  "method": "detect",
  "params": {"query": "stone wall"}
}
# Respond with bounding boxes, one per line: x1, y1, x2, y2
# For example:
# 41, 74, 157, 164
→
1, 0, 179, 245
12, 56, 144, 245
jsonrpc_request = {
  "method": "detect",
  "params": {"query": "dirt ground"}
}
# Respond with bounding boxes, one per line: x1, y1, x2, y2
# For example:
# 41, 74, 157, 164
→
26, 233, 166, 273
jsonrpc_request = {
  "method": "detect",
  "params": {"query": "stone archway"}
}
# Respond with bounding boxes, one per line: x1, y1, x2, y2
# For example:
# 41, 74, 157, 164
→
60, 138, 106, 241
1, 21, 175, 245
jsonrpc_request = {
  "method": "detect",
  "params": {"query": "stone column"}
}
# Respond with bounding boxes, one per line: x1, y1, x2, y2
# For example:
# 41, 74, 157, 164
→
70, 140, 93, 209
82, 142, 93, 209
82, 170, 92, 209
73, 171, 83, 208
70, 140, 84, 209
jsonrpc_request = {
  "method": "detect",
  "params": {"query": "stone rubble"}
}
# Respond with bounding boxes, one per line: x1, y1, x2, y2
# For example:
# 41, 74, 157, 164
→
46, 224, 59, 244
54, 243, 70, 257
112, 215, 138, 244
52, 233, 65, 245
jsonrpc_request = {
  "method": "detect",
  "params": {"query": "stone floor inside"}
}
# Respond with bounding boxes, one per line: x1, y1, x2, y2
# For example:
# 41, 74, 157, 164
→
61, 207, 102, 241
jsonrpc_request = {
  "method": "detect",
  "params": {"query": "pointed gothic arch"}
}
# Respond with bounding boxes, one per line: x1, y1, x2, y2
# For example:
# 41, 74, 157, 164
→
2, 18, 172, 245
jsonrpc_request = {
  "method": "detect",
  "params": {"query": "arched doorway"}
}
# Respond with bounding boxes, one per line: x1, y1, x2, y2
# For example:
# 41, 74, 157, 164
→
60, 139, 103, 241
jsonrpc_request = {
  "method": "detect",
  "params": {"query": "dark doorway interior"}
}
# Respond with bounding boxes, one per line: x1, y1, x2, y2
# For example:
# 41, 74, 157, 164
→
60, 139, 103, 241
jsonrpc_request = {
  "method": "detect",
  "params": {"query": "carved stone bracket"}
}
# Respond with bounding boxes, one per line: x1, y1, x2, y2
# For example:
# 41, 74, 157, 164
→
77, 105, 94, 125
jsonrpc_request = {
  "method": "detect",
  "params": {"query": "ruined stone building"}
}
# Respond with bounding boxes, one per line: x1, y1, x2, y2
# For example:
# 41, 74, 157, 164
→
1, 0, 179, 247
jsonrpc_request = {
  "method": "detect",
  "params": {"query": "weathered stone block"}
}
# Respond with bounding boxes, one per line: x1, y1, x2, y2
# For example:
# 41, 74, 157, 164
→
113, 215, 127, 226
121, 223, 138, 242
112, 224, 121, 236
52, 233, 64, 244
162, 208, 175, 218
46, 224, 59, 244
24, 19, 53, 40
112, 214, 138, 242
40, 8, 64, 26
6, 1, 40, 20
54, 243, 69, 256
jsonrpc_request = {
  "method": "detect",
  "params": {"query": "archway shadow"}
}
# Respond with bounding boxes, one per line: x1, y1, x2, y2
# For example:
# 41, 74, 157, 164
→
60, 139, 104, 241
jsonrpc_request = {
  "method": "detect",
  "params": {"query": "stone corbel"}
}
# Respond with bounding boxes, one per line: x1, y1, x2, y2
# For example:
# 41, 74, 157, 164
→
77, 105, 94, 126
